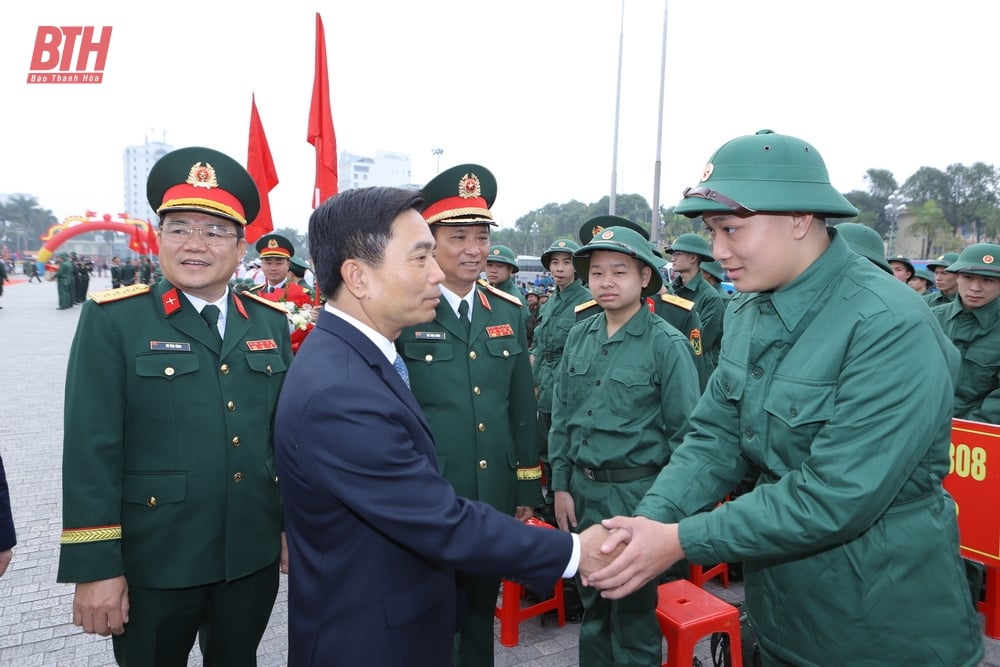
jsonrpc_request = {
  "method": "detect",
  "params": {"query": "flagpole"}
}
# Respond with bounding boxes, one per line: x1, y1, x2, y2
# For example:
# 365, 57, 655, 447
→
609, 0, 625, 215
650, 0, 668, 244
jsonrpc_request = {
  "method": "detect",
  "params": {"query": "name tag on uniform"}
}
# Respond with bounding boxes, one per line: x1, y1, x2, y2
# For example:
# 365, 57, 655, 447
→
149, 341, 191, 351
414, 331, 447, 340
486, 324, 514, 338
246, 339, 278, 351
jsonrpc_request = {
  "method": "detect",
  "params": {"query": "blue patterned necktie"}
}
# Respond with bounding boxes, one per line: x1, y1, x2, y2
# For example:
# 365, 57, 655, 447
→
392, 354, 410, 388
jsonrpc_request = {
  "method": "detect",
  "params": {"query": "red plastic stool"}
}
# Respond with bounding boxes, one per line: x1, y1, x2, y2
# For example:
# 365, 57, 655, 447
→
494, 518, 566, 647
689, 561, 729, 588
656, 579, 742, 667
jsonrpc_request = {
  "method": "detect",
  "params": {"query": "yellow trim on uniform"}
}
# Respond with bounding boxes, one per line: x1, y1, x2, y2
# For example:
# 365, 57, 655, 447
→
574, 299, 598, 314
477, 279, 523, 307
660, 293, 695, 311
517, 465, 543, 481
88, 283, 151, 304
239, 289, 294, 313
60, 525, 122, 544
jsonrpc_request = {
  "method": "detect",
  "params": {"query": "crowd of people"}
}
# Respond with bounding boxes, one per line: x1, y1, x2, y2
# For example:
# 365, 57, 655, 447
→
0, 129, 994, 666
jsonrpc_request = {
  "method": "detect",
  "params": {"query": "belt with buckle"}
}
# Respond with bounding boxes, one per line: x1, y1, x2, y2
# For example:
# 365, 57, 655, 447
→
575, 464, 661, 483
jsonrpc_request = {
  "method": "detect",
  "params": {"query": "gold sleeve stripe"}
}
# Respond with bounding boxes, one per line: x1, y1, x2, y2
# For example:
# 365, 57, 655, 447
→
517, 466, 543, 481
60, 525, 122, 544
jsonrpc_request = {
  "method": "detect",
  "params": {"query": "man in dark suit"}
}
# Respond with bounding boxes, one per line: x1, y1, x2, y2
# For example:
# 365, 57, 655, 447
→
0, 454, 14, 576
274, 186, 615, 667
59, 146, 292, 665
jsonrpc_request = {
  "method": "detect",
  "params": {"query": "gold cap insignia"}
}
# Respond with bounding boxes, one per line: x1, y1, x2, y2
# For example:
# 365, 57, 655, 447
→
600, 230, 614, 240
557, 241, 567, 248
985, 255, 995, 264
492, 249, 500, 256
186, 162, 219, 189
458, 173, 482, 199
701, 163, 714, 182
268, 239, 279, 249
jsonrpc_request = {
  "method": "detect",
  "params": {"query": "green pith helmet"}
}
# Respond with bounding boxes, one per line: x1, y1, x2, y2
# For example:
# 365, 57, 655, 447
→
700, 260, 725, 281
834, 222, 891, 273
911, 268, 935, 285
486, 244, 518, 271
541, 239, 580, 270
578, 215, 649, 245
573, 226, 663, 297
147, 146, 260, 226
927, 252, 960, 271
674, 129, 859, 219
887, 254, 915, 276
946, 243, 1000, 277
421, 163, 497, 226
666, 233, 714, 262
289, 255, 310, 278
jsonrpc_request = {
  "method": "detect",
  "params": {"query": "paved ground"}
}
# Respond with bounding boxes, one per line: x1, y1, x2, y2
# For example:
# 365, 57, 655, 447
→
0, 272, 998, 666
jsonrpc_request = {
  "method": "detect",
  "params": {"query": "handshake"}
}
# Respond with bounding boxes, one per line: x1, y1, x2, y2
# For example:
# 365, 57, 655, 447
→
570, 517, 685, 601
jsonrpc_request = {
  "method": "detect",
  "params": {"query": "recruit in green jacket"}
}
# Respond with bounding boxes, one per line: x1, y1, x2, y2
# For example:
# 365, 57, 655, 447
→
397, 282, 540, 510
635, 232, 981, 666
531, 278, 592, 413
58, 281, 291, 588
933, 296, 1000, 425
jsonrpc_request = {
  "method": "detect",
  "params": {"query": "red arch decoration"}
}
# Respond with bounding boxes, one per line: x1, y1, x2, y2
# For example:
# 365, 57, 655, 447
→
37, 214, 152, 263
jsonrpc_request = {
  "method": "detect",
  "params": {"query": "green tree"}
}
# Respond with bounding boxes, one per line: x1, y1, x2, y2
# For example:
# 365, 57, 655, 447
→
900, 164, 1000, 240
907, 200, 951, 257
0, 195, 58, 253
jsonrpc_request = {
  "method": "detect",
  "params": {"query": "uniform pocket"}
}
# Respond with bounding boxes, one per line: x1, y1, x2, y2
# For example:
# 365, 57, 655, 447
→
609, 366, 654, 418
402, 341, 455, 365
123, 472, 187, 508
763, 377, 835, 428
135, 353, 199, 380
244, 352, 287, 377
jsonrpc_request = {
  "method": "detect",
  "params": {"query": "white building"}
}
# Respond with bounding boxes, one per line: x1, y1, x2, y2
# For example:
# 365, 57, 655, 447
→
123, 133, 172, 222
338, 150, 413, 192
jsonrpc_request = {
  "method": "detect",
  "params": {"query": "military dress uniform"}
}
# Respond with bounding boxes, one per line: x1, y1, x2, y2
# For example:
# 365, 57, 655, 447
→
549, 227, 700, 667
56, 254, 74, 309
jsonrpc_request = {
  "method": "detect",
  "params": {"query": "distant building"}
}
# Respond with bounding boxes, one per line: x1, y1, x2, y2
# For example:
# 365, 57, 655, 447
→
338, 150, 412, 192
123, 133, 172, 222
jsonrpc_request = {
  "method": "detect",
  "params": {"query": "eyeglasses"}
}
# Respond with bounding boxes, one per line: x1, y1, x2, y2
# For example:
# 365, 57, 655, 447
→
160, 221, 241, 246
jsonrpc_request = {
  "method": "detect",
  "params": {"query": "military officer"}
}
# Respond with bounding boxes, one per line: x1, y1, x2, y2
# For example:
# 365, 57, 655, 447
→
665, 232, 725, 374
549, 225, 700, 667
931, 243, 1000, 424
250, 233, 311, 306
58, 146, 292, 666
485, 244, 529, 306
587, 130, 982, 667
926, 252, 961, 306
110, 256, 123, 289
396, 163, 539, 667
121, 259, 137, 286
56, 252, 74, 309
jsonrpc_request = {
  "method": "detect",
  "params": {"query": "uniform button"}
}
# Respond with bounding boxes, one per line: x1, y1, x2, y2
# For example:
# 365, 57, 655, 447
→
220, 364, 230, 374
751, 367, 763, 379
227, 401, 236, 411
478, 423, 486, 432
265, 364, 273, 376
602, 349, 608, 355
744, 428, 754, 439
424, 354, 433, 363
479, 460, 488, 469
164, 367, 175, 377
233, 472, 243, 483
587, 410, 592, 416
569, 367, 575, 373
789, 407, 798, 417
473, 386, 481, 395
232, 436, 241, 447
469, 351, 477, 360
147, 496, 157, 508
582, 439, 588, 446
595, 380, 601, 386
502, 350, 510, 358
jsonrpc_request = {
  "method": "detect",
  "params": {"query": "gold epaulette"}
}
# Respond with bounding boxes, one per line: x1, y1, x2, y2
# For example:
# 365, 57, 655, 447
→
477, 279, 523, 307
660, 293, 695, 311
516, 465, 543, 481
574, 299, 598, 314
246, 283, 264, 292
88, 284, 150, 304
240, 290, 292, 313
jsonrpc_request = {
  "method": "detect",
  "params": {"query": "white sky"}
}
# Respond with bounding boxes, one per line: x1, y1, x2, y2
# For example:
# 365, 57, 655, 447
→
1, 0, 996, 236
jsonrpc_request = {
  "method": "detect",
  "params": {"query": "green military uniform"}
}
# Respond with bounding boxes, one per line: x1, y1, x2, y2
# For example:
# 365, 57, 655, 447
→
110, 259, 123, 288
397, 163, 540, 667
121, 261, 137, 286
932, 244, 1000, 424
667, 234, 724, 374
925, 252, 961, 307
700, 260, 730, 297
834, 222, 892, 273
637, 130, 981, 666
56, 254, 74, 309
550, 226, 700, 667
486, 244, 529, 307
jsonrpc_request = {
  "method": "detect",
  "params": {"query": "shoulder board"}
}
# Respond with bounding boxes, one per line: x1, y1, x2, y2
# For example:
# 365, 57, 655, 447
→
246, 283, 264, 292
477, 280, 523, 307
240, 290, 291, 313
88, 284, 150, 304
574, 299, 598, 314
660, 293, 695, 311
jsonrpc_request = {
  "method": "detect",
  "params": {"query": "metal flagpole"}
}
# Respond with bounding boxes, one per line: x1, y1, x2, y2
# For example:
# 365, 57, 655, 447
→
609, 0, 625, 215
650, 0, 668, 244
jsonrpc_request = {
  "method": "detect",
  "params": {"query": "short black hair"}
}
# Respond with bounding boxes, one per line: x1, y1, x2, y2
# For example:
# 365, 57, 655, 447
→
309, 187, 425, 299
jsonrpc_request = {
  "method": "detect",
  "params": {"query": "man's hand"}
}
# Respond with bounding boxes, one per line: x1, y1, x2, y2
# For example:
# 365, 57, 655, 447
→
514, 505, 534, 522
583, 516, 683, 599
553, 491, 576, 532
577, 524, 625, 579
73, 576, 129, 636
280, 531, 289, 574
0, 549, 12, 576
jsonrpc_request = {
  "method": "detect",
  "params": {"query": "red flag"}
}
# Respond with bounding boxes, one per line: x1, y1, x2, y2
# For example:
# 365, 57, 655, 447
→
307, 12, 338, 208
145, 220, 160, 256
129, 224, 145, 254
246, 94, 279, 244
